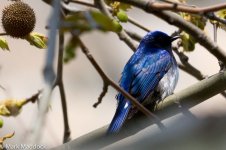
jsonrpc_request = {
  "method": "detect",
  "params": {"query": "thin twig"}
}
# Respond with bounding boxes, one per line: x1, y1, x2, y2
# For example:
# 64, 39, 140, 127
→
178, 63, 205, 80
93, 82, 109, 108
0, 33, 8, 36
70, 0, 95, 7
173, 47, 205, 79
128, 17, 151, 32
173, 46, 226, 98
54, 32, 71, 143
125, 29, 142, 42
212, 23, 225, 72
24, 91, 41, 105
205, 12, 226, 26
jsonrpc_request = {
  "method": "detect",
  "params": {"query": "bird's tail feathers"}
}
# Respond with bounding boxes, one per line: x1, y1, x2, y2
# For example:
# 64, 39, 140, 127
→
107, 101, 131, 134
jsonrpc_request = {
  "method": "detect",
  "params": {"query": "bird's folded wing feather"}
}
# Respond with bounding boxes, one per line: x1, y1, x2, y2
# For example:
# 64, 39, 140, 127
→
129, 50, 172, 102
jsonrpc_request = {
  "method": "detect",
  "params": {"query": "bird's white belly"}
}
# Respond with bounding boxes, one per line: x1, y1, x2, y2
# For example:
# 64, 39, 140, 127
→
157, 62, 179, 100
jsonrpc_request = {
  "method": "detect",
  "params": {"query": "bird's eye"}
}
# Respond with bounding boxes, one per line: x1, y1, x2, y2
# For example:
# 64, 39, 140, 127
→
156, 36, 163, 42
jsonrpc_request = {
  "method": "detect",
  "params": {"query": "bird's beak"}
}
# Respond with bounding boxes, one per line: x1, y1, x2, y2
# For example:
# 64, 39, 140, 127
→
171, 35, 180, 42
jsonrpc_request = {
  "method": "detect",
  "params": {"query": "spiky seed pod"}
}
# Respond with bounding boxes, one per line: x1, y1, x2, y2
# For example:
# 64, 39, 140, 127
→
1, 1, 36, 38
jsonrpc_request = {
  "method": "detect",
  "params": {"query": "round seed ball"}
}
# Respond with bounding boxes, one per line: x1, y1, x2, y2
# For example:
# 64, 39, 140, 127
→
2, 2, 36, 38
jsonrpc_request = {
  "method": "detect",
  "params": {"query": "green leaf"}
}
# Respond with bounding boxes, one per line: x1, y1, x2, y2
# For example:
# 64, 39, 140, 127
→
64, 36, 79, 63
0, 105, 10, 116
25, 32, 48, 49
216, 9, 226, 31
180, 31, 196, 52
181, 13, 207, 30
217, 9, 226, 19
0, 38, 9, 51
0, 118, 3, 128
91, 11, 122, 32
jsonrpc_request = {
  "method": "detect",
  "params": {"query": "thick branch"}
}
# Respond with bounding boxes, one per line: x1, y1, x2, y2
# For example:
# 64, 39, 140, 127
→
129, 0, 226, 14
53, 71, 226, 150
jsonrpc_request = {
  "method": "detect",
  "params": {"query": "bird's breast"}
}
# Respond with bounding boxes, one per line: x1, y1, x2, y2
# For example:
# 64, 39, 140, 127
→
156, 58, 179, 100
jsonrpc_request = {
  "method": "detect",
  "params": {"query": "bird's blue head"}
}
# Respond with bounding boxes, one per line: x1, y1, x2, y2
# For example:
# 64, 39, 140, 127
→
140, 31, 179, 51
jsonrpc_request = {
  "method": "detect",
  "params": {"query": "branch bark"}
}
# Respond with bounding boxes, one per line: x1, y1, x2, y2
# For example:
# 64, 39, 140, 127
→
146, 1, 226, 14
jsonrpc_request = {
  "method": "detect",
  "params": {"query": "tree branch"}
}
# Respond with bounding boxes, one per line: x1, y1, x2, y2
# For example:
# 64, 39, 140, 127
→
70, 0, 95, 8
93, 82, 109, 108
54, 32, 71, 143
113, 0, 226, 66
145, 1, 226, 14
53, 71, 226, 150
128, 17, 151, 32
0, 33, 7, 36
205, 12, 226, 26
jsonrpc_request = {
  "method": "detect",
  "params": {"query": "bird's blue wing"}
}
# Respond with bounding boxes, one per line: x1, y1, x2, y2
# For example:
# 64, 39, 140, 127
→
130, 50, 172, 102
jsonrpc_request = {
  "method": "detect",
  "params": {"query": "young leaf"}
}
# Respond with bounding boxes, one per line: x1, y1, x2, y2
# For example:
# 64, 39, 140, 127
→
181, 13, 207, 30
105, 0, 131, 11
0, 99, 27, 117
216, 9, 226, 31
0, 37, 9, 51
0, 105, 10, 116
25, 32, 48, 49
180, 31, 196, 52
64, 36, 79, 63
90, 11, 122, 32
217, 9, 226, 19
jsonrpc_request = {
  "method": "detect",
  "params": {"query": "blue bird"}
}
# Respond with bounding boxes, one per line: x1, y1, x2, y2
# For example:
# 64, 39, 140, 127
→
107, 31, 179, 134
